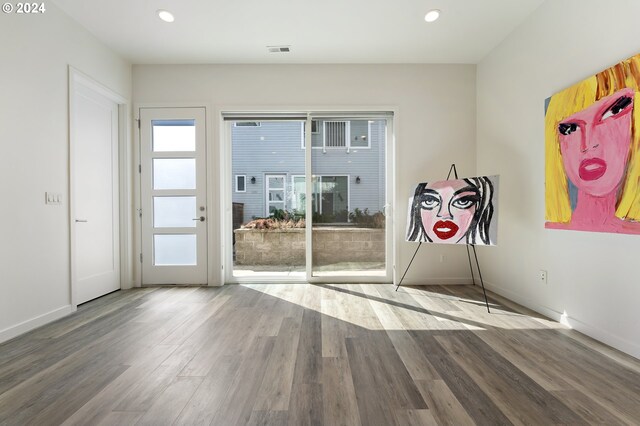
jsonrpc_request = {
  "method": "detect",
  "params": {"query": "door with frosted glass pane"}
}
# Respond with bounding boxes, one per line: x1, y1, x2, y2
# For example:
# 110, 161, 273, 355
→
140, 108, 207, 284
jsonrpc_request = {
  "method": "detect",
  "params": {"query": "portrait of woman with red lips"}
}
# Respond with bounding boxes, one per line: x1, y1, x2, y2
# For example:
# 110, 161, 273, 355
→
545, 53, 640, 234
406, 176, 497, 245
558, 88, 634, 199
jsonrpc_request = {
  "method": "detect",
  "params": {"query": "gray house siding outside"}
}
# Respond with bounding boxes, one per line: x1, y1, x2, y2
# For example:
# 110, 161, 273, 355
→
232, 120, 386, 224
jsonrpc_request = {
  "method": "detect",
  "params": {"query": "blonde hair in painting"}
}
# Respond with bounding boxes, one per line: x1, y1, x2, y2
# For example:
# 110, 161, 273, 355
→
545, 54, 640, 222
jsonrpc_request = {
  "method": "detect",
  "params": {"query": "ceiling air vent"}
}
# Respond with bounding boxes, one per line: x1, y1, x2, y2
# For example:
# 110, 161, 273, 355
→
267, 45, 291, 53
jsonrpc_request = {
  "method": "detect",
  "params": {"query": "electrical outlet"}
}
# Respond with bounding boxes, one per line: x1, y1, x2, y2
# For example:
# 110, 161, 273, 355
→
539, 270, 547, 284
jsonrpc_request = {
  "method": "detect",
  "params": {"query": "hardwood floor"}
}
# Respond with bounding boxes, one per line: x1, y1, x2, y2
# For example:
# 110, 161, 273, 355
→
1, 284, 639, 425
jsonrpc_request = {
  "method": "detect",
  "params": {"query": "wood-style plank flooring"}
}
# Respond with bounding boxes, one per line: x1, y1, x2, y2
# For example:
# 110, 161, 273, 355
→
1, 284, 639, 425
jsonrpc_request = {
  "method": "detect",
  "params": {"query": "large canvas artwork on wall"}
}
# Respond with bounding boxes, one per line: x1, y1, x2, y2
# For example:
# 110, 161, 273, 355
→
406, 175, 499, 245
545, 53, 640, 234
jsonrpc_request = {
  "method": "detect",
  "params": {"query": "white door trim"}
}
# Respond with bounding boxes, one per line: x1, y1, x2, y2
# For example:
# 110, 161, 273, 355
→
69, 67, 130, 307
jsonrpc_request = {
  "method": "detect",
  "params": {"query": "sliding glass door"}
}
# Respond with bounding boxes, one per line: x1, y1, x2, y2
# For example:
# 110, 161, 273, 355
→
309, 117, 388, 277
225, 112, 392, 283
230, 119, 306, 278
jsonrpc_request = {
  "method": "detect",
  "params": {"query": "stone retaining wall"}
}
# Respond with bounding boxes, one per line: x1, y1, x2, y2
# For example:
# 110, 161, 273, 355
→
234, 227, 385, 266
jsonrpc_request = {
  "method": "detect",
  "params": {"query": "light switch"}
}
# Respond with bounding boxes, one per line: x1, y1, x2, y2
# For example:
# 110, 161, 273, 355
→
45, 192, 62, 205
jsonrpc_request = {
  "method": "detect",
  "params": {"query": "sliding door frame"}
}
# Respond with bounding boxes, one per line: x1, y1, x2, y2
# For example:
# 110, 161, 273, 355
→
306, 113, 394, 284
221, 108, 396, 284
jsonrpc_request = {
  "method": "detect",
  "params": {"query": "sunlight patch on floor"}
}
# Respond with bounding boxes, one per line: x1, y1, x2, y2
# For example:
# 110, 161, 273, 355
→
239, 283, 566, 332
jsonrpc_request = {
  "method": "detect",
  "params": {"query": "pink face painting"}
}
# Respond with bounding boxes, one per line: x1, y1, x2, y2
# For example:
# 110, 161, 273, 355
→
419, 180, 479, 243
558, 88, 634, 196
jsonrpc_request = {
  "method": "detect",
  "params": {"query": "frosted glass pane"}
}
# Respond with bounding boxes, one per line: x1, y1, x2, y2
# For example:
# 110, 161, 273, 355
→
154, 197, 196, 228
154, 159, 196, 189
152, 120, 196, 152
154, 234, 196, 265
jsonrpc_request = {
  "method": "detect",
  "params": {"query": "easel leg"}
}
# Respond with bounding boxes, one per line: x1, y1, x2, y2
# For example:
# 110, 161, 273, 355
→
471, 244, 490, 313
465, 245, 476, 286
395, 243, 421, 291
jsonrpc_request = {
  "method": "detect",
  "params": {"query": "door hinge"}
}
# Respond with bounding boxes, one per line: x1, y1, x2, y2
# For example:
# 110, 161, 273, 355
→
138, 164, 141, 173
136, 119, 140, 129
140, 253, 143, 263
138, 208, 142, 218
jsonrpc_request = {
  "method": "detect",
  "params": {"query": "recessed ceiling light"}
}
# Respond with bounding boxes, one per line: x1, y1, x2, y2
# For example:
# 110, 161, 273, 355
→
424, 9, 440, 23
157, 9, 175, 23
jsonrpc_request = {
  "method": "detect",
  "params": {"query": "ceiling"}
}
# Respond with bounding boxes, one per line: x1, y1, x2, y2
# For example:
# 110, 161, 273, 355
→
52, 0, 544, 65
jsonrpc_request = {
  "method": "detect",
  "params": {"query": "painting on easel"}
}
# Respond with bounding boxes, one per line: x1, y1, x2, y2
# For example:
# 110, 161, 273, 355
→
406, 175, 499, 245
545, 53, 640, 235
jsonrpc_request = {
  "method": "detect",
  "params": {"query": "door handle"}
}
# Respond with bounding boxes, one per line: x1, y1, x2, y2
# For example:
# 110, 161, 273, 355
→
75, 219, 88, 223
192, 216, 205, 222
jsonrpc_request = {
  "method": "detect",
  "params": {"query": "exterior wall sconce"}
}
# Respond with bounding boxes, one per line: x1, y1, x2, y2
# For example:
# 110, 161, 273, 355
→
355, 176, 361, 184
250, 176, 256, 184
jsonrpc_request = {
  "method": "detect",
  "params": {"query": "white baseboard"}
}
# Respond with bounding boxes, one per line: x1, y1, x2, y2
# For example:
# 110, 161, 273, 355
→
484, 281, 640, 359
0, 305, 75, 344
564, 314, 640, 359
400, 277, 474, 286
483, 280, 564, 322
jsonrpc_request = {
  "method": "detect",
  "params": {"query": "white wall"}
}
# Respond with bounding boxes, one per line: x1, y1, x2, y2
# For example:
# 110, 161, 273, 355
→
133, 64, 477, 286
0, 5, 131, 341
477, 0, 640, 357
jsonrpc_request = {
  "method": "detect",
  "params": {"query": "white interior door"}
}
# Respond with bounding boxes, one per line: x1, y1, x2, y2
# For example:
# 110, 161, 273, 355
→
140, 108, 208, 284
72, 79, 120, 304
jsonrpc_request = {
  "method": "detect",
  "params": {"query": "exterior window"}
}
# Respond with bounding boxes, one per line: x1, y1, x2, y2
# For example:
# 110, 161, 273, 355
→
292, 176, 313, 214
302, 120, 351, 149
234, 122, 261, 127
292, 175, 349, 222
350, 120, 371, 148
236, 175, 246, 192
324, 121, 348, 148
